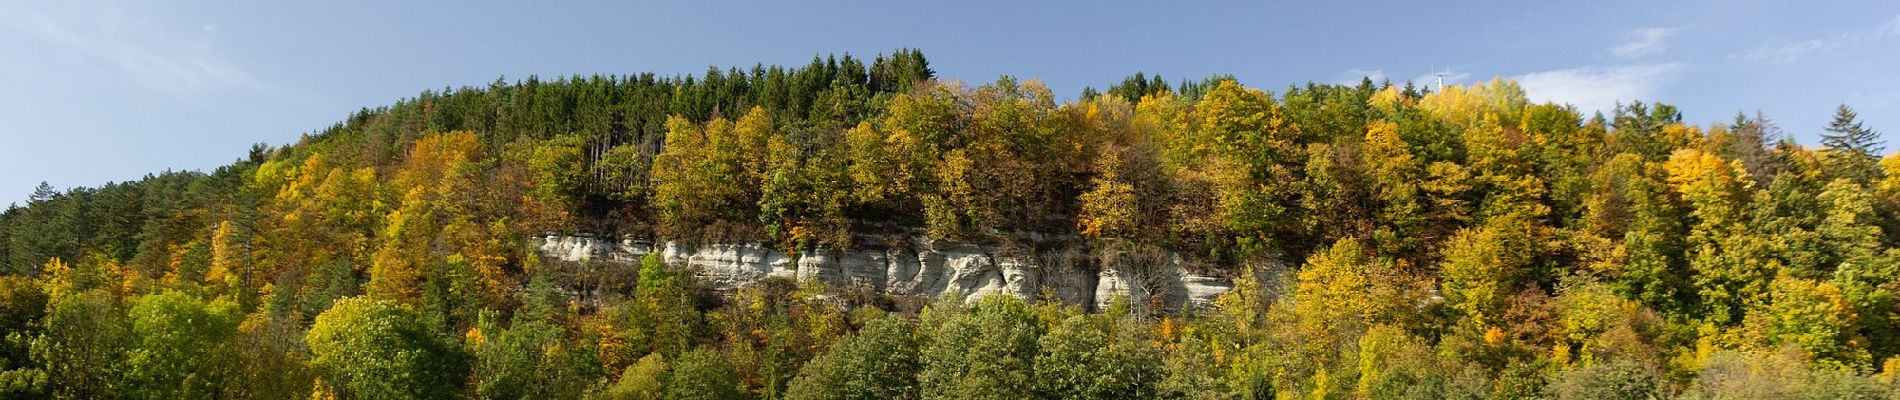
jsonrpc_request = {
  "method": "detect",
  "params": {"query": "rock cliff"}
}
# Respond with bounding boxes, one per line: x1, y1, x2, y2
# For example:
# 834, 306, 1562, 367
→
535, 235, 1239, 311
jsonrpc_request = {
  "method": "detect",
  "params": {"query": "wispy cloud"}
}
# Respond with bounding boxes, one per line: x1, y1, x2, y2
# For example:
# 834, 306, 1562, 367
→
1739, 14, 1900, 64
1517, 63, 1686, 115
1612, 27, 1680, 58
0, 1, 258, 97
1333, 69, 1386, 85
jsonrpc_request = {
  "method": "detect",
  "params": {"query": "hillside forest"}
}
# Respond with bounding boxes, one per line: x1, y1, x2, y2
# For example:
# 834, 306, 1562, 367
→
4, 49, 1900, 399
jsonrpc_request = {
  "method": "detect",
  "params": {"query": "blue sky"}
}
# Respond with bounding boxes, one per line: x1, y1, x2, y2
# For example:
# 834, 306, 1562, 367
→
2, 1, 1897, 204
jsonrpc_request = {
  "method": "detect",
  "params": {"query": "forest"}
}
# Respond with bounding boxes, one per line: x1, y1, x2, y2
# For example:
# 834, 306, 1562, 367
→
2, 49, 1900, 399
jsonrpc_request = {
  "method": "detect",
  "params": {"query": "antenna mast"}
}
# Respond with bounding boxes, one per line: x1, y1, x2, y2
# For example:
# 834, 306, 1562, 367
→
1432, 68, 1449, 93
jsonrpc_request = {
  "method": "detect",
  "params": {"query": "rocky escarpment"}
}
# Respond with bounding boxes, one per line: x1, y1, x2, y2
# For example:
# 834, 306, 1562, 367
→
536, 235, 1241, 311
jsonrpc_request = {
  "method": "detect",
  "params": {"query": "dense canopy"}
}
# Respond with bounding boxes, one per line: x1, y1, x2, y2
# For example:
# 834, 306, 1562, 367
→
3, 50, 1899, 399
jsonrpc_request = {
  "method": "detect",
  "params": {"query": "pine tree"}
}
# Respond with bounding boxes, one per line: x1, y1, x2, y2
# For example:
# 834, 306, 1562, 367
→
1821, 104, 1883, 184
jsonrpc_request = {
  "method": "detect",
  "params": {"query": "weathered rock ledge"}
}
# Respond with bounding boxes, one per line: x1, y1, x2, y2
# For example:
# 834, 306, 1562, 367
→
535, 235, 1237, 311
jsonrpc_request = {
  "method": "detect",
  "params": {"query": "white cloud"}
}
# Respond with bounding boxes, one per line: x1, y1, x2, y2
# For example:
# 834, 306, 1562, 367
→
1612, 27, 1680, 58
1516, 63, 1685, 115
1743, 39, 1827, 64
1333, 69, 1386, 85
0, 2, 257, 96
1739, 13, 1900, 64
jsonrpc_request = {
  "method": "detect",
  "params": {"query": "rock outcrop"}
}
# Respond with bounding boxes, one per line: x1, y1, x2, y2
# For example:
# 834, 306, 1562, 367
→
535, 235, 1239, 311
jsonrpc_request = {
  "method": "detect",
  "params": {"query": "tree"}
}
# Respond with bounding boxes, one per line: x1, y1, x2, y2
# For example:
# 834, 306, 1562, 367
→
1749, 276, 1871, 369
1684, 348, 1897, 399
870, 48, 933, 94
1104, 72, 1172, 104
759, 107, 854, 251
469, 313, 600, 400
1440, 217, 1537, 328
1187, 79, 1300, 255
785, 316, 922, 400
606, 353, 668, 400
1156, 333, 1233, 400
1361, 121, 1429, 257
369, 131, 487, 306
666, 347, 746, 400
1609, 101, 1686, 162
1031, 315, 1162, 399
231, 311, 316, 400
306, 296, 466, 399
527, 134, 588, 213
123, 291, 240, 399
0, 276, 47, 396
919, 296, 1042, 400
1291, 238, 1383, 355
1821, 104, 1883, 184
1664, 148, 1770, 325
1715, 112, 1782, 185
1076, 152, 1140, 239
1354, 324, 1490, 400
1544, 359, 1660, 400
33, 289, 129, 399
630, 253, 700, 357
1417, 77, 1528, 129
650, 113, 773, 239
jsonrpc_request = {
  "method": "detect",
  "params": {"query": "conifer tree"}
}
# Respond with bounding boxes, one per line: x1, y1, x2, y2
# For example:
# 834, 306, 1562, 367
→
1821, 104, 1883, 184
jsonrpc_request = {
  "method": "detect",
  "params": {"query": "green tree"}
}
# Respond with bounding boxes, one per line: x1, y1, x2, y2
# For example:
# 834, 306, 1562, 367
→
123, 291, 240, 399
0, 276, 47, 397
1585, 153, 1692, 316
785, 316, 922, 400
918, 296, 1042, 400
1544, 359, 1660, 400
651, 112, 774, 239
469, 312, 600, 400
1821, 104, 1883, 184
527, 134, 588, 212
306, 296, 466, 399
34, 289, 129, 399
1031, 315, 1162, 400
605, 353, 668, 400
1191, 80, 1300, 254
1155, 333, 1233, 400
630, 253, 700, 357
1750, 276, 1871, 369
1664, 148, 1771, 325
666, 347, 746, 400
231, 311, 316, 400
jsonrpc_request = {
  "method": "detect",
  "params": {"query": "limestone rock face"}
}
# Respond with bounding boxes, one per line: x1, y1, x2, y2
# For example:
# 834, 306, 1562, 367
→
534, 235, 1238, 311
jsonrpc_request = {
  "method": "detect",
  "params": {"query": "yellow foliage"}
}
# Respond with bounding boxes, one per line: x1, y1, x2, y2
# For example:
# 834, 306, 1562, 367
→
38, 257, 73, 299
1077, 151, 1139, 238
1484, 326, 1508, 345
1294, 239, 1377, 328
1157, 317, 1179, 343
465, 327, 487, 349
309, 378, 337, 400
207, 220, 240, 295
1417, 76, 1528, 128
1879, 356, 1900, 384
1367, 86, 1408, 114
1663, 148, 1754, 230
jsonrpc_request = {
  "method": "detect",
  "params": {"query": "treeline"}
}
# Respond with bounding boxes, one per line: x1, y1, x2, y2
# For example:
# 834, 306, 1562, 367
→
4, 49, 1900, 398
